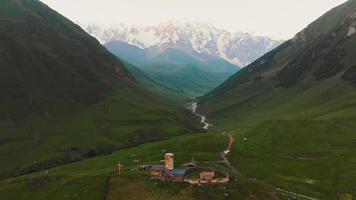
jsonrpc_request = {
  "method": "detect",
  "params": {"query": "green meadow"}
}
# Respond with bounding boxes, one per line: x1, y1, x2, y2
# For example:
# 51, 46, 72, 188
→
0, 133, 286, 200
229, 118, 356, 199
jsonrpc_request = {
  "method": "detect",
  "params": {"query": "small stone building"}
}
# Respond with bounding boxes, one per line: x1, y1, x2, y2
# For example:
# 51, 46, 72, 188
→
148, 153, 229, 184
166, 169, 187, 182
200, 171, 215, 181
150, 165, 166, 177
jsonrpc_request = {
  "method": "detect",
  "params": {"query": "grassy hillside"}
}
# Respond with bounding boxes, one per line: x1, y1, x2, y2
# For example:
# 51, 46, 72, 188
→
197, 1, 356, 198
122, 61, 184, 95
0, 0, 201, 180
199, 0, 356, 128
0, 88, 201, 179
0, 133, 286, 200
200, 76, 356, 129
230, 118, 356, 199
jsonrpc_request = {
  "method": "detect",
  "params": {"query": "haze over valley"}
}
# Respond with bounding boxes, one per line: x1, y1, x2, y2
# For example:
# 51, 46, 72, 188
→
80, 22, 282, 96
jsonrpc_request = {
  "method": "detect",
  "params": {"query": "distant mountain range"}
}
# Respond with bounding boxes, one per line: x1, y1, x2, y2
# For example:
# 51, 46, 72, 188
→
80, 21, 281, 95
80, 21, 283, 67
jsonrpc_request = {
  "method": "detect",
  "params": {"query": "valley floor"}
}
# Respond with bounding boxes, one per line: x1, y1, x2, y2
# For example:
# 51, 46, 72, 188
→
1, 101, 355, 200
228, 118, 356, 199
0, 132, 287, 200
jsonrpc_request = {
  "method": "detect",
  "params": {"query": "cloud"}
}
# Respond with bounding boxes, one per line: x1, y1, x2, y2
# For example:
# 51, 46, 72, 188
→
41, 0, 347, 39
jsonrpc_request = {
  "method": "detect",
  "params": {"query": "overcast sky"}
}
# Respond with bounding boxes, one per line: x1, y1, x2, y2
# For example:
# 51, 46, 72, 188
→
41, 0, 347, 39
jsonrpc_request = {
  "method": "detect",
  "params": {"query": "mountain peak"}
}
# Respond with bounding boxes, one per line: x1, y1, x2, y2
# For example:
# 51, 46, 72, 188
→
80, 21, 282, 67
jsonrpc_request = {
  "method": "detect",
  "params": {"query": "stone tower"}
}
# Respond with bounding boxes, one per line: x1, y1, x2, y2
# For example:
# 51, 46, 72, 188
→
164, 153, 174, 170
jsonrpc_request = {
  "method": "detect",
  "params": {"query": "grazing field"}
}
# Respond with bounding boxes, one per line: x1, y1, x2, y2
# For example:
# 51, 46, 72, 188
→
107, 171, 285, 200
0, 133, 226, 199
229, 118, 356, 199
0, 132, 286, 200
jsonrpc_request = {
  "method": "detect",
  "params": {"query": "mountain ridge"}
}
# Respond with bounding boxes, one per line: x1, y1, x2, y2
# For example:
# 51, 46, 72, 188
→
80, 21, 282, 67
198, 0, 356, 128
196, 2, 356, 197
0, 0, 200, 179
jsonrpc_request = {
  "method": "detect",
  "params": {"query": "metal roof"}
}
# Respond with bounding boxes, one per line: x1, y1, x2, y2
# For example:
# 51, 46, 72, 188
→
170, 169, 187, 175
181, 162, 196, 167
150, 165, 165, 171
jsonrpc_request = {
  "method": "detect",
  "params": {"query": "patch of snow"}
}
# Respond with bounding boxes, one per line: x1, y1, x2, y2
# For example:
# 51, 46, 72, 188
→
347, 26, 356, 37
131, 29, 161, 48
80, 21, 282, 67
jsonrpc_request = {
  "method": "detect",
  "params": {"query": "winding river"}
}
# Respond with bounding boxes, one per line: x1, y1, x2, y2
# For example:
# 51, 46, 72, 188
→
188, 102, 211, 130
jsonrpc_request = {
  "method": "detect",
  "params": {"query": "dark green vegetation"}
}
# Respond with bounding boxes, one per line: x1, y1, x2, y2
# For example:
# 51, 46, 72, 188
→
198, 0, 356, 198
0, 0, 200, 180
105, 41, 240, 96
0, 133, 286, 200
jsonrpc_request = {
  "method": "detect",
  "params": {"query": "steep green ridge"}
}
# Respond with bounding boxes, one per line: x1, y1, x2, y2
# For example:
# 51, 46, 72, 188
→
122, 60, 187, 96
0, 0, 131, 116
197, 0, 356, 198
0, 0, 200, 179
199, 0, 356, 128
0, 133, 286, 200
105, 41, 240, 96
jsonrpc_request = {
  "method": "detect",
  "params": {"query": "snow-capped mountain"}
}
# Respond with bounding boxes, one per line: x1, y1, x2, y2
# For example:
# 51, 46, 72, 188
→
80, 21, 283, 67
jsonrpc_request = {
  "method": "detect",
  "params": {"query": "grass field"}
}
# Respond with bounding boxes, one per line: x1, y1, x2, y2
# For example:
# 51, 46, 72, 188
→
200, 77, 356, 130
0, 132, 287, 200
0, 87, 201, 180
107, 171, 285, 200
229, 118, 356, 199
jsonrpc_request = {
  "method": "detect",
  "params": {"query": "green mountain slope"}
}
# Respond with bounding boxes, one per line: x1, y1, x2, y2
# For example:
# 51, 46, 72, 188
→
0, 0, 200, 179
199, 0, 356, 128
122, 61, 182, 95
105, 41, 240, 96
197, 0, 356, 198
